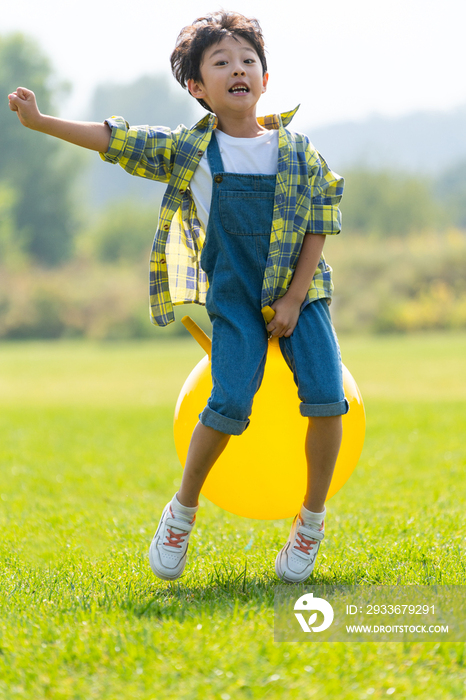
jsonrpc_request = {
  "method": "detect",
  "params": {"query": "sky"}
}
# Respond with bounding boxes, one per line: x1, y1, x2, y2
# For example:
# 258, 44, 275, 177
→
3, 0, 466, 132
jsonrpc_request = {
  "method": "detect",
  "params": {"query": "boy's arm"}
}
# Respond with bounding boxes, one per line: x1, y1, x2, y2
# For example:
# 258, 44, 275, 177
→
8, 87, 111, 153
267, 233, 325, 338
266, 141, 344, 338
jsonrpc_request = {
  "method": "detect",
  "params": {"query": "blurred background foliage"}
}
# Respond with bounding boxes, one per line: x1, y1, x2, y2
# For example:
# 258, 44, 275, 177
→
0, 34, 81, 266
1, 33, 466, 339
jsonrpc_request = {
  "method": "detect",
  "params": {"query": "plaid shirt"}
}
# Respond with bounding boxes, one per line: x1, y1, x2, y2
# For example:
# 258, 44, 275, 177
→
101, 106, 344, 327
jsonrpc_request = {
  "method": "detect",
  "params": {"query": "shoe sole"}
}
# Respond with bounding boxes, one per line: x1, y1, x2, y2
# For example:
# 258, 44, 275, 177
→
275, 546, 317, 584
149, 546, 186, 580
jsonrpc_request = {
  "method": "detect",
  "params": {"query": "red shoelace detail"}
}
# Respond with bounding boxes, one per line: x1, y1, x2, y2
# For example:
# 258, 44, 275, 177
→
294, 532, 318, 555
293, 518, 324, 554
164, 528, 188, 549
163, 507, 195, 548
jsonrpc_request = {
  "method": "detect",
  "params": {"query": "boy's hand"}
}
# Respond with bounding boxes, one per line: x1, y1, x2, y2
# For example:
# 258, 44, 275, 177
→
8, 89, 111, 152
8, 87, 42, 129
266, 293, 302, 338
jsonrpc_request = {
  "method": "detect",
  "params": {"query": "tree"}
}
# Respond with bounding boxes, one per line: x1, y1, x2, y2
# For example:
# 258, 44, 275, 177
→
340, 169, 448, 236
1, 33, 81, 265
435, 159, 466, 229
78, 199, 161, 264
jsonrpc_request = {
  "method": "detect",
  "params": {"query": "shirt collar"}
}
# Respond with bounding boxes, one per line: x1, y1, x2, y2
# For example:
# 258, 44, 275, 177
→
190, 105, 300, 133
258, 105, 300, 129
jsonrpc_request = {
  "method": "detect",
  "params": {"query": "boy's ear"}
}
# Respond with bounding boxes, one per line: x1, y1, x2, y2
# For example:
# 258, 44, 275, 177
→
262, 72, 269, 94
187, 78, 206, 100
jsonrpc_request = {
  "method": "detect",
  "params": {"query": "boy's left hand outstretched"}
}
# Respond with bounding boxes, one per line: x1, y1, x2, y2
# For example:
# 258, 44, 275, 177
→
8, 86, 111, 153
8, 87, 42, 129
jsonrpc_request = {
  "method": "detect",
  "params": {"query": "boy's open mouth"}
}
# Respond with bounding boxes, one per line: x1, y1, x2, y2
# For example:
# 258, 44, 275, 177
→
229, 85, 249, 94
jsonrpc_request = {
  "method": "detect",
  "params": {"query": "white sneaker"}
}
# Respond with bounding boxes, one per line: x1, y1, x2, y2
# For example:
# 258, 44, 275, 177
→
275, 514, 325, 583
149, 502, 196, 581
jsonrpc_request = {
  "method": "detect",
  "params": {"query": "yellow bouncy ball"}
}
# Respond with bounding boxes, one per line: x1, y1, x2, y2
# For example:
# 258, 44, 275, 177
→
174, 311, 365, 520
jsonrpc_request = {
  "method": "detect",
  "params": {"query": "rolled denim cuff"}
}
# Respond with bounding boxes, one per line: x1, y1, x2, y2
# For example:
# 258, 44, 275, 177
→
300, 398, 350, 417
199, 406, 250, 435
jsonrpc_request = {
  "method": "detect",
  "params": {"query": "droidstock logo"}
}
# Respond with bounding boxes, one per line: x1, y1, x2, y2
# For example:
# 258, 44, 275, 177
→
294, 593, 334, 633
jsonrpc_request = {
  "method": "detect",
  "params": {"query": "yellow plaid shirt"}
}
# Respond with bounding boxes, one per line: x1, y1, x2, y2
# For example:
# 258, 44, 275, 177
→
100, 106, 344, 327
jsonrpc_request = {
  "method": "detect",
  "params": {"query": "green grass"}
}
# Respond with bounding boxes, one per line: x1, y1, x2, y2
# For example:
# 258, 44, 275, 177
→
1, 334, 466, 699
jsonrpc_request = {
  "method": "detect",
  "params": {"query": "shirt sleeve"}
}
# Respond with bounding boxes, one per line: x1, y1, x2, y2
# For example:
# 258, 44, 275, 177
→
306, 146, 345, 235
99, 116, 179, 183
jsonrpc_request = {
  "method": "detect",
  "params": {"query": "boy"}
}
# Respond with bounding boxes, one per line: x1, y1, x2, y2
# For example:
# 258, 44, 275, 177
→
9, 11, 347, 584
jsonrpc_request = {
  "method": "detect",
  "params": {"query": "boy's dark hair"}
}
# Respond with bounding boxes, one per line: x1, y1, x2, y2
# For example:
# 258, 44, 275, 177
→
170, 11, 267, 112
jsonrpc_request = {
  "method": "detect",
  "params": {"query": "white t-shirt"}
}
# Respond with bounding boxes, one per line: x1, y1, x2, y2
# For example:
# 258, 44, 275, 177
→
190, 128, 279, 232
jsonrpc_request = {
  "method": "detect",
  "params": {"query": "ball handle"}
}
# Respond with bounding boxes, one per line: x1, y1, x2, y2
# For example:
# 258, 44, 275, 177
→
181, 316, 212, 357
261, 305, 275, 324
261, 305, 280, 343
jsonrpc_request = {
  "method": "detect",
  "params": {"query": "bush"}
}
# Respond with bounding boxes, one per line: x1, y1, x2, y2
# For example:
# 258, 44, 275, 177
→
0, 260, 211, 341
77, 199, 161, 264
340, 169, 447, 236
327, 229, 466, 333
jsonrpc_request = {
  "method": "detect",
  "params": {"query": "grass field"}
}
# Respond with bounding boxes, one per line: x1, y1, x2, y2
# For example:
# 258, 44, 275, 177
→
1, 333, 466, 699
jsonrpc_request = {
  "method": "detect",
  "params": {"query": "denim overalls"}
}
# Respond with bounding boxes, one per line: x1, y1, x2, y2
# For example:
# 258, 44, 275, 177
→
199, 132, 348, 436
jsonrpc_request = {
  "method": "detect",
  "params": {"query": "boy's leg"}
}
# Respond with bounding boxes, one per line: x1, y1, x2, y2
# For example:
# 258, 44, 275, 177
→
177, 422, 230, 507
275, 416, 342, 584
149, 306, 267, 581
304, 415, 342, 513
275, 300, 347, 583
149, 422, 229, 581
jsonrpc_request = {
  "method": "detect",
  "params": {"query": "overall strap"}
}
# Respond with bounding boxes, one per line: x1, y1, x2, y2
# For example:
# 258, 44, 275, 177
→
206, 130, 225, 175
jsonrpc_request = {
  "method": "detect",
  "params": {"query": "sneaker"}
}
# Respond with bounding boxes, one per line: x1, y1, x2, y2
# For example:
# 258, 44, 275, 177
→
148, 502, 196, 581
275, 514, 325, 583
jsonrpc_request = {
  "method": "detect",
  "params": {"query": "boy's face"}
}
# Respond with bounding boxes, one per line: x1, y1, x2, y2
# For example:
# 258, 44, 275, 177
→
187, 35, 268, 118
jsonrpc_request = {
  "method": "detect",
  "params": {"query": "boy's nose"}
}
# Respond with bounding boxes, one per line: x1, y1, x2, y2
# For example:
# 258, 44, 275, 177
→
232, 65, 246, 76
